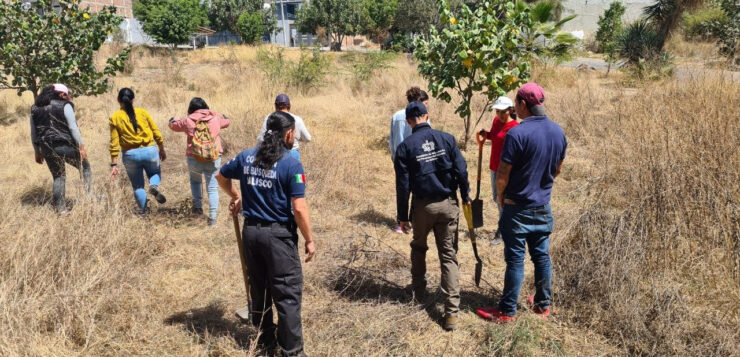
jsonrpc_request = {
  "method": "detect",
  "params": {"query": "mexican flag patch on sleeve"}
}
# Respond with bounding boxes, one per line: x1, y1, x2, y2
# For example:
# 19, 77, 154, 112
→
295, 174, 306, 184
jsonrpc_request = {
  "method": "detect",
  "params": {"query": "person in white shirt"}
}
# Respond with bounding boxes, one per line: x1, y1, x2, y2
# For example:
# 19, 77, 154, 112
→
389, 87, 430, 162
389, 87, 430, 234
257, 94, 311, 159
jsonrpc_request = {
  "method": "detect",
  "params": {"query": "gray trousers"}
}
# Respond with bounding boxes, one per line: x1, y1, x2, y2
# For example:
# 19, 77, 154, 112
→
410, 197, 461, 316
39, 143, 92, 210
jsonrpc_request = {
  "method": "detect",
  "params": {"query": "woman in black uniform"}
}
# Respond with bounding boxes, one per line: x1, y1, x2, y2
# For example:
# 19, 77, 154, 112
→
217, 111, 315, 356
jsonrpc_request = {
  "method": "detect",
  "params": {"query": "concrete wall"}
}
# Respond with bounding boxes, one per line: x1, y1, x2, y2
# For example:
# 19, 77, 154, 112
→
119, 18, 154, 45
561, 0, 652, 35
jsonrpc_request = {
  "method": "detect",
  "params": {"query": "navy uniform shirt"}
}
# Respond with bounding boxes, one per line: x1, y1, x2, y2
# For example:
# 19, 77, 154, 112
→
220, 147, 306, 223
394, 123, 471, 222
500, 116, 567, 208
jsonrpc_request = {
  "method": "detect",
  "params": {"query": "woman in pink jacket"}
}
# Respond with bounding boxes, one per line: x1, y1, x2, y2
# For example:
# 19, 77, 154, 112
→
169, 98, 230, 225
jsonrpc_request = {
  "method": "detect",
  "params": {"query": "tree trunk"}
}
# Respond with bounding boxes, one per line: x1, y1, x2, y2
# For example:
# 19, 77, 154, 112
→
330, 34, 343, 51
462, 113, 471, 150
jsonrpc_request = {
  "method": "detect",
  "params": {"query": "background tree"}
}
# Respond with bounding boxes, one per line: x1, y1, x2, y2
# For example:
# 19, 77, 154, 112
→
596, 1, 627, 74
296, 0, 364, 51
236, 10, 263, 45
716, 0, 738, 65
133, 0, 209, 48
362, 0, 397, 44
0, 0, 129, 99
208, 0, 276, 36
415, 0, 532, 149
392, 0, 441, 35
643, 0, 705, 49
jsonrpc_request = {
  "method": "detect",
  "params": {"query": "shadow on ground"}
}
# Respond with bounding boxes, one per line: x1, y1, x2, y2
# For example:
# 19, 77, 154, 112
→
328, 265, 499, 329
350, 208, 396, 228
164, 301, 255, 349
20, 186, 53, 206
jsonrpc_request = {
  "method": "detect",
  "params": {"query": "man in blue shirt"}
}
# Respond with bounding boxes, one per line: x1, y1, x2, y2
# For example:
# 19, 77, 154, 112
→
390, 87, 430, 233
476, 83, 567, 324
394, 102, 471, 331
217, 111, 316, 356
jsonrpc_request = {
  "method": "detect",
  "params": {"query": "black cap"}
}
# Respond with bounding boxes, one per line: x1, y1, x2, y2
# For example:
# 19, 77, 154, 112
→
405, 101, 428, 119
275, 94, 290, 106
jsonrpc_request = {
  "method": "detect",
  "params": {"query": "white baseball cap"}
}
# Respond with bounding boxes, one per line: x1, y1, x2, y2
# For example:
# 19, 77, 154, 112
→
491, 96, 513, 110
53, 83, 69, 95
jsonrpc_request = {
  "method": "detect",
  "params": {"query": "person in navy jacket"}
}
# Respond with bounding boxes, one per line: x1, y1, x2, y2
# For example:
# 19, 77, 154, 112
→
394, 101, 471, 331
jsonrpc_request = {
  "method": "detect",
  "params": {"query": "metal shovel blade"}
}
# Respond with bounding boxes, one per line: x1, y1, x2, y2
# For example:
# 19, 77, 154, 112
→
235, 306, 250, 323
472, 198, 484, 228
474, 258, 483, 287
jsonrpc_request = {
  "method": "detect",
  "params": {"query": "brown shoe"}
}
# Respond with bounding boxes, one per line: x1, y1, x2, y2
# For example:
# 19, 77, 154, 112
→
443, 314, 457, 331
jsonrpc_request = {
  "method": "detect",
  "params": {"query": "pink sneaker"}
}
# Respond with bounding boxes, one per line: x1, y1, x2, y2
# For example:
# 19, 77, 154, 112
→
475, 307, 516, 324
526, 295, 550, 319
394, 225, 404, 234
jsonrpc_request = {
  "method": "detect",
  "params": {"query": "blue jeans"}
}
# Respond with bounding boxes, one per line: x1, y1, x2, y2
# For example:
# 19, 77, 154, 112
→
122, 146, 161, 213
497, 204, 553, 316
187, 156, 221, 220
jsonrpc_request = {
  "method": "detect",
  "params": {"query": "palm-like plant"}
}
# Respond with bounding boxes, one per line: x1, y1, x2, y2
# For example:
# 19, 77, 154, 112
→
619, 20, 662, 63
643, 0, 705, 49
517, 0, 579, 64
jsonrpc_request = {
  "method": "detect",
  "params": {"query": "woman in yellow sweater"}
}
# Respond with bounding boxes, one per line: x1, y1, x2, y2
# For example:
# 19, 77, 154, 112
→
109, 88, 167, 213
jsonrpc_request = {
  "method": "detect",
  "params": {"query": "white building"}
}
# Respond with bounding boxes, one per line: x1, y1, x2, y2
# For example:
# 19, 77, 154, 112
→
269, 0, 316, 47
561, 0, 654, 34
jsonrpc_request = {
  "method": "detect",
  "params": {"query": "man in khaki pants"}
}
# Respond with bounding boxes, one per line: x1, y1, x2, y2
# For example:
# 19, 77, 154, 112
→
394, 102, 471, 331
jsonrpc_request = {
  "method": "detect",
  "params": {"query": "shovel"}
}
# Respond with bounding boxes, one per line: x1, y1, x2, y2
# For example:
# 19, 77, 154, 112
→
472, 131, 486, 228
463, 204, 483, 287
232, 213, 252, 322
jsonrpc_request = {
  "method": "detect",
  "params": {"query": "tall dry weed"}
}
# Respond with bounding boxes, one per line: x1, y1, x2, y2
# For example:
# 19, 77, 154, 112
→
550, 74, 740, 356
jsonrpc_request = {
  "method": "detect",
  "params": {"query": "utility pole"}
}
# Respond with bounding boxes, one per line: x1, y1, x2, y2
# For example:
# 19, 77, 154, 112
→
276, 0, 289, 47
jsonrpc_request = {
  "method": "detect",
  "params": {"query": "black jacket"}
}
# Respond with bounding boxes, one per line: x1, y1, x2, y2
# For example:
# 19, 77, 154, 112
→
394, 123, 471, 221
31, 99, 75, 146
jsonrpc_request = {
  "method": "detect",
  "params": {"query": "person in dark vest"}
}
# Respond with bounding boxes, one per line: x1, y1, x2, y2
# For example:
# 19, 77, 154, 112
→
217, 111, 316, 356
30, 84, 92, 212
394, 101, 471, 331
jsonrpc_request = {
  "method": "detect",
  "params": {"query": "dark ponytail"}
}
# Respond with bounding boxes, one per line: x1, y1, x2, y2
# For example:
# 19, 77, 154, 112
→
35, 85, 60, 107
255, 111, 295, 169
118, 88, 139, 132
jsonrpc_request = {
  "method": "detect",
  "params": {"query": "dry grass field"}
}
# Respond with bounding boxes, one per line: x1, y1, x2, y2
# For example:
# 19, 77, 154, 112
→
0, 45, 738, 356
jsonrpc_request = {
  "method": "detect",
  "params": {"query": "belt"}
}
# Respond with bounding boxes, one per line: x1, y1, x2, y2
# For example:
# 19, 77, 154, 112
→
415, 194, 457, 202
503, 199, 548, 210
246, 218, 293, 229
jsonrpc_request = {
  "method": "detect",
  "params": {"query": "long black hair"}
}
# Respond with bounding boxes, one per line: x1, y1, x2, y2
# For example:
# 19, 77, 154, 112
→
188, 97, 209, 115
118, 88, 139, 131
255, 111, 295, 169
35, 85, 61, 107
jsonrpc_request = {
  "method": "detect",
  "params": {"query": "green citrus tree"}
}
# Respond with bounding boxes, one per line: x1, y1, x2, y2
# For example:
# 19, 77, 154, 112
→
236, 10, 263, 45
133, 0, 209, 48
415, 0, 532, 149
0, 0, 130, 99
362, 0, 398, 44
296, 0, 365, 51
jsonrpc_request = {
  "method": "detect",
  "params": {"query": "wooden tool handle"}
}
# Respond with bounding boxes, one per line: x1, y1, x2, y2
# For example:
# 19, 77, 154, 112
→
232, 214, 251, 306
